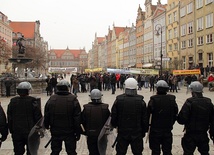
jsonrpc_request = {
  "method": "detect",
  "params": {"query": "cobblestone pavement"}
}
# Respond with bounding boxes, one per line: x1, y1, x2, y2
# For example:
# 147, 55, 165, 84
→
0, 86, 214, 154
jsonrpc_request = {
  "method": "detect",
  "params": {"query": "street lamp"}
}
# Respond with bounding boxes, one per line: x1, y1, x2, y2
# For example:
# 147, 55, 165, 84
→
155, 24, 163, 77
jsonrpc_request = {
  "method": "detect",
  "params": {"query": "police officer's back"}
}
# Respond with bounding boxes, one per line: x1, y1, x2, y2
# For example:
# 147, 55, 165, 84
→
147, 80, 178, 155
177, 81, 214, 155
111, 77, 148, 155
44, 80, 82, 155
81, 89, 110, 155
7, 81, 42, 155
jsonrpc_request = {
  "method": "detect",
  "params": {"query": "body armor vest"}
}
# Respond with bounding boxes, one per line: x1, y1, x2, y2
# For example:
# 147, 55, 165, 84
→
185, 97, 213, 132
49, 94, 75, 130
83, 103, 109, 137
116, 94, 143, 130
150, 94, 176, 131
10, 96, 37, 134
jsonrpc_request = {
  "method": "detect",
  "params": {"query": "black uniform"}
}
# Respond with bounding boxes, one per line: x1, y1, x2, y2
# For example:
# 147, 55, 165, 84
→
177, 94, 214, 155
7, 96, 42, 155
0, 104, 8, 143
147, 94, 178, 155
44, 91, 81, 155
81, 101, 110, 155
111, 94, 148, 155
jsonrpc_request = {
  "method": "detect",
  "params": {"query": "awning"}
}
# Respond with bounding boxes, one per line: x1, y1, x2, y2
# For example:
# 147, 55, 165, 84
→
128, 63, 136, 68
142, 63, 153, 68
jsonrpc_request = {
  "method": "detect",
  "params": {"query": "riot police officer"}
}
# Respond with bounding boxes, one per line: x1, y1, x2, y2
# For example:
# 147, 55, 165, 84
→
7, 81, 42, 155
44, 80, 82, 155
111, 77, 148, 155
147, 80, 178, 155
81, 89, 110, 155
177, 81, 214, 155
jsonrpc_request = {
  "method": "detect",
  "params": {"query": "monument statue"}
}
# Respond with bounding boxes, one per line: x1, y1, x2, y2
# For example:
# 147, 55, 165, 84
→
16, 35, 26, 54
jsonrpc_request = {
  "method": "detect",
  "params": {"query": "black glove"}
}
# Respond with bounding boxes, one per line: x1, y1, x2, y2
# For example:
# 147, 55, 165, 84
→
210, 135, 214, 144
0, 135, 7, 142
75, 133, 81, 141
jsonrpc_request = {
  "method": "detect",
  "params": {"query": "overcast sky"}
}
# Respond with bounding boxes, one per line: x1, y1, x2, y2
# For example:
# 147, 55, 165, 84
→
0, 0, 167, 51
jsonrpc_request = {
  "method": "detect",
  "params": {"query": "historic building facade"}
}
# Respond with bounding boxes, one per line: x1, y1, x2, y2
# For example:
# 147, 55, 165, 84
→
0, 12, 12, 73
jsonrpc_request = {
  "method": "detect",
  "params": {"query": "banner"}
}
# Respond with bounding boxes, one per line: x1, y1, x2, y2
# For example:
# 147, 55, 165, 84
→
106, 68, 130, 74
85, 68, 102, 73
173, 69, 201, 75
129, 68, 159, 75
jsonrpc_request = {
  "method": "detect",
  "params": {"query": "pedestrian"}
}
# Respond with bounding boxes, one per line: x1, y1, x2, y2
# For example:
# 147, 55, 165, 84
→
50, 75, 58, 94
45, 75, 52, 96
0, 102, 8, 146
177, 81, 214, 155
44, 80, 82, 155
81, 89, 110, 155
7, 81, 42, 155
110, 73, 116, 94
73, 76, 79, 96
4, 77, 13, 97
111, 77, 148, 155
147, 80, 178, 155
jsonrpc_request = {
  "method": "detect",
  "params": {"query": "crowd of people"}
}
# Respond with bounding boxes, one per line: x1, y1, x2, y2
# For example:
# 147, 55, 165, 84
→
0, 74, 214, 155
45, 71, 214, 97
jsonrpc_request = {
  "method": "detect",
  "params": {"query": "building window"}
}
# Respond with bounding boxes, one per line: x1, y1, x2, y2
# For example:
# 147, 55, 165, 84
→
173, 11, 177, 21
207, 34, 213, 43
174, 43, 178, 50
208, 53, 213, 67
169, 44, 172, 51
188, 39, 193, 47
188, 22, 193, 34
206, 0, 213, 5
182, 56, 186, 69
181, 24, 186, 36
187, 2, 193, 14
180, 7, 186, 17
206, 13, 213, 28
198, 36, 204, 45
196, 0, 203, 9
181, 41, 186, 49
197, 17, 203, 31
198, 53, 203, 61
168, 29, 172, 39
168, 14, 172, 24
174, 27, 177, 37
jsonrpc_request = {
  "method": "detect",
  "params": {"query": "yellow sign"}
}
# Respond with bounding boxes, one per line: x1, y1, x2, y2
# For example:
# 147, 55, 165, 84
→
173, 69, 201, 75
130, 68, 159, 75
85, 68, 102, 73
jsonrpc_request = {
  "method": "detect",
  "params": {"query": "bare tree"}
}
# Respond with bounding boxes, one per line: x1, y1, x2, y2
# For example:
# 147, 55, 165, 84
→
0, 39, 12, 72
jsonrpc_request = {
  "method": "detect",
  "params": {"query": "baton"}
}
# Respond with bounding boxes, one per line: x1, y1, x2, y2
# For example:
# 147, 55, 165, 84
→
44, 138, 52, 148
112, 137, 117, 148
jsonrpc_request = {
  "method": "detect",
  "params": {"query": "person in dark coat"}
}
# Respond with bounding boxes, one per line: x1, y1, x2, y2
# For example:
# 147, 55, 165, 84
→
147, 80, 178, 155
111, 78, 148, 155
110, 73, 116, 94
45, 75, 52, 96
4, 77, 13, 97
0, 103, 8, 145
81, 89, 110, 155
44, 80, 82, 155
7, 81, 42, 155
177, 81, 214, 155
